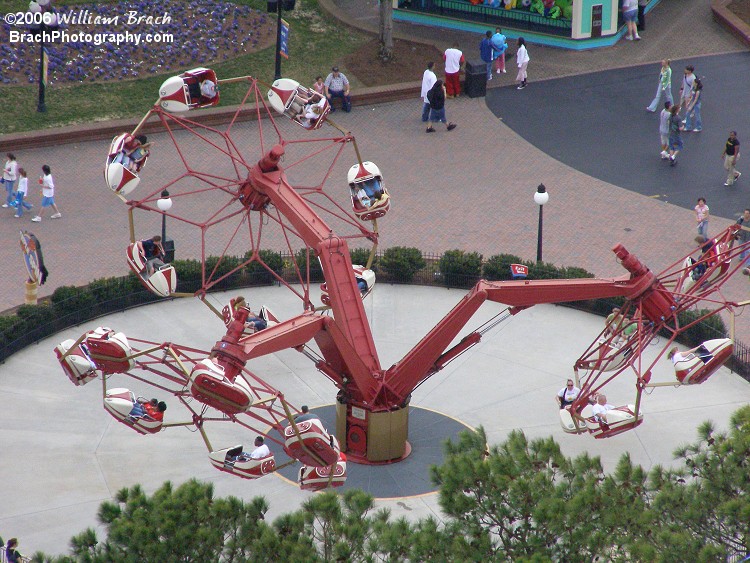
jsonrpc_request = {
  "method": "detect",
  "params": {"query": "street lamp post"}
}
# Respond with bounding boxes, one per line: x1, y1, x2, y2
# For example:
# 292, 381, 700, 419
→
28, 0, 59, 113
268, 0, 295, 80
534, 184, 549, 263
157, 190, 174, 262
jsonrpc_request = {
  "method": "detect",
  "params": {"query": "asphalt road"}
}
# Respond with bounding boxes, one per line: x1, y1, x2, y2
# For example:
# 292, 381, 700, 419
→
486, 52, 750, 220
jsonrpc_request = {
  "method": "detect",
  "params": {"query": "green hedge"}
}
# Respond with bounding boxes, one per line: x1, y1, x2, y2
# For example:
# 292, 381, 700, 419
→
0, 249, 733, 372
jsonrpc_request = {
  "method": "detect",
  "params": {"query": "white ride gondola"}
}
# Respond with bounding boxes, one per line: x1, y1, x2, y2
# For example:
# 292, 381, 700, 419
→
577, 337, 634, 373
105, 133, 148, 197
126, 242, 177, 298
188, 358, 254, 415
159, 67, 220, 113
267, 78, 331, 131
320, 265, 375, 307
208, 445, 276, 479
104, 388, 164, 435
283, 417, 340, 467
298, 452, 347, 491
348, 162, 390, 221
560, 403, 643, 439
55, 338, 98, 386
84, 327, 135, 375
678, 239, 731, 293
673, 338, 733, 385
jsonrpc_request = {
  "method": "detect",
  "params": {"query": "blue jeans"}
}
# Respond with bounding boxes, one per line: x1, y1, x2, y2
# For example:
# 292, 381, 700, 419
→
421, 101, 431, 122
429, 107, 446, 123
697, 220, 708, 238
4, 179, 16, 205
483, 59, 492, 80
647, 83, 673, 112
327, 90, 351, 112
14, 192, 33, 216
685, 101, 702, 130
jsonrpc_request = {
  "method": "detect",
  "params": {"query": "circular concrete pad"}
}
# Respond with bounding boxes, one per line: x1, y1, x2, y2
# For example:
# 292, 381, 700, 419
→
1, 285, 748, 556
274, 405, 472, 498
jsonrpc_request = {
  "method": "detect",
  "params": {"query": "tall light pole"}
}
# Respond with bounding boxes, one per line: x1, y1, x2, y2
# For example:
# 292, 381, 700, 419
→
268, 0, 295, 80
534, 184, 549, 263
28, 0, 59, 113
157, 190, 174, 262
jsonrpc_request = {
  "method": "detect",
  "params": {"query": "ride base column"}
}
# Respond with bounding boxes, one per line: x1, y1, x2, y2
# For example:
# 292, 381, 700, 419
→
336, 398, 410, 464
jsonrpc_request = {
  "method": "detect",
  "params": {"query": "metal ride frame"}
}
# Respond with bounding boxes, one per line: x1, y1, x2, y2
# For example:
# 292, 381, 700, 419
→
69, 72, 750, 472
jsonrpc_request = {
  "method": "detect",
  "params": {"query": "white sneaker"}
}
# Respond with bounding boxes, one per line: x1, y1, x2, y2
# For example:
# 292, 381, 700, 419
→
1, 204, 8, 208
31, 216, 41, 222
625, 35, 633, 40
496, 69, 501, 74
501, 69, 506, 73
51, 212, 62, 219
736, 172, 742, 182
488, 74, 492, 81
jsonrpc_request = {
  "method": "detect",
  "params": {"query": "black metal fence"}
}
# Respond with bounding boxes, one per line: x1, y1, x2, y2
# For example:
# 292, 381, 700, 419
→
1, 250, 748, 383
398, 0, 573, 37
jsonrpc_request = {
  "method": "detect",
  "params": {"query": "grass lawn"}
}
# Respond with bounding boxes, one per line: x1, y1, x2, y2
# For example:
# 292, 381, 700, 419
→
0, 0, 371, 133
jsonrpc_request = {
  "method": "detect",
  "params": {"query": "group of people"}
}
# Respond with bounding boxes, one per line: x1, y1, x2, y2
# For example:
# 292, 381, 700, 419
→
112, 134, 152, 173
3, 154, 61, 221
129, 396, 167, 421
479, 29, 529, 89
555, 380, 618, 424
420, 61, 458, 133
648, 59, 741, 183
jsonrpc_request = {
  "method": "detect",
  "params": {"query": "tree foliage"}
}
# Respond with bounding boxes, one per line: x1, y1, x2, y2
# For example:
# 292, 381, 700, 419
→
40, 409, 750, 562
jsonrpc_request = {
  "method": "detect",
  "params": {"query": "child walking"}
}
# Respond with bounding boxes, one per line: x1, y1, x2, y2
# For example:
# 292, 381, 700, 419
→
13, 168, 33, 218
32, 164, 62, 222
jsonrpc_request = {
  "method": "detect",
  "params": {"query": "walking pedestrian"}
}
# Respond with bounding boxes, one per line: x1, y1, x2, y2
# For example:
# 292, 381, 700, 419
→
515, 37, 529, 90
443, 43, 464, 98
480, 31, 494, 82
621, 0, 641, 40
646, 59, 672, 113
679, 65, 695, 116
32, 164, 62, 222
13, 168, 33, 218
425, 80, 457, 133
694, 198, 709, 238
491, 27, 507, 74
420, 61, 437, 123
658, 101, 672, 160
684, 77, 703, 132
667, 104, 683, 166
2, 152, 18, 208
722, 130, 741, 186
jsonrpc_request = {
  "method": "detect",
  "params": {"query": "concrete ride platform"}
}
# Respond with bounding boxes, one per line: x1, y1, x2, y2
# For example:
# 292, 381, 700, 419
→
1, 285, 749, 557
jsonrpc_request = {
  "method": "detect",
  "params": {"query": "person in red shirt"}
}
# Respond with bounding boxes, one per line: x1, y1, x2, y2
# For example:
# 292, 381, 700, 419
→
443, 43, 465, 98
144, 400, 167, 421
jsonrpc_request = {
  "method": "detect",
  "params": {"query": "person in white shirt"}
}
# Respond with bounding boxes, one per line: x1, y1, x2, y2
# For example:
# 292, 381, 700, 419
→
621, 0, 640, 41
556, 379, 581, 409
248, 436, 270, 459
591, 394, 615, 422
515, 37, 530, 90
421, 61, 437, 123
3, 153, 18, 208
32, 164, 61, 222
13, 168, 34, 218
443, 43, 464, 98
200, 79, 217, 100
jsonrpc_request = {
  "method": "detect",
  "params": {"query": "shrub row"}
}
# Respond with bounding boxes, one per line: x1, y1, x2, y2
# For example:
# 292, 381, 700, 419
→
0, 248, 732, 369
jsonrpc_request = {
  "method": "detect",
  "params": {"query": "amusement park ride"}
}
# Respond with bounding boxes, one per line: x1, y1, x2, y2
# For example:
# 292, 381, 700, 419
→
54, 68, 750, 492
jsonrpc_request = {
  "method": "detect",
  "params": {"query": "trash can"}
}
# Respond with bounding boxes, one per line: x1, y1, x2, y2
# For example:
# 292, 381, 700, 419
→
162, 237, 175, 263
464, 60, 487, 98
